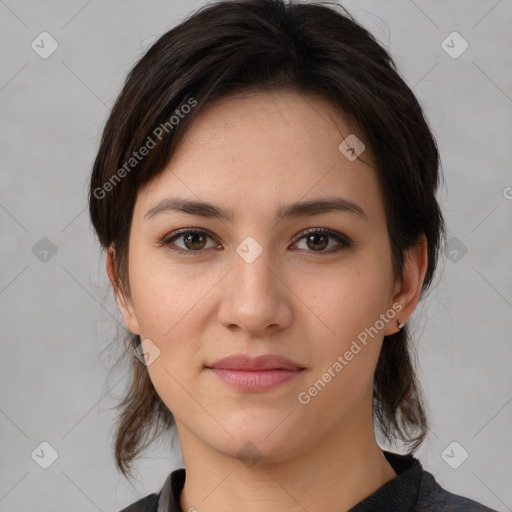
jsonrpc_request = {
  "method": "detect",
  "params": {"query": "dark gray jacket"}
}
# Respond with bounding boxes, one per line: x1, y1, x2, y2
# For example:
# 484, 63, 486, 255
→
119, 451, 499, 512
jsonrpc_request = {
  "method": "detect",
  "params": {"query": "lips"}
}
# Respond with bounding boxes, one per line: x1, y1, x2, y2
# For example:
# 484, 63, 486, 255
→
206, 353, 304, 371
205, 354, 306, 392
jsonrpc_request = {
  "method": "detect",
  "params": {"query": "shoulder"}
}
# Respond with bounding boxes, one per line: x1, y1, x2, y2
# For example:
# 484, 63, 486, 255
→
418, 471, 498, 511
118, 492, 159, 512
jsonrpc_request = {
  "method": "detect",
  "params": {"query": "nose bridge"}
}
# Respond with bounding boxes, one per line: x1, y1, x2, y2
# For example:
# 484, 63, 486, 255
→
218, 233, 289, 333
232, 234, 278, 298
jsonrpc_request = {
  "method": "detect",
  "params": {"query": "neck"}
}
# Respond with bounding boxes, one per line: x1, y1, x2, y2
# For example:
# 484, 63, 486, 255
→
176, 404, 397, 512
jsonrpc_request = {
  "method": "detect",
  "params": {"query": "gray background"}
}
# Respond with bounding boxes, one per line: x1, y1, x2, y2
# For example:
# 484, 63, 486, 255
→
1, 0, 511, 511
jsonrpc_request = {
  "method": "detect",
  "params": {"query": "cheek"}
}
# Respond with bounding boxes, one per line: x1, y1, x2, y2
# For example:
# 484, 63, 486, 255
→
297, 272, 390, 413
126, 246, 215, 399
301, 265, 392, 381
308, 261, 391, 330
129, 255, 208, 421
127, 245, 209, 336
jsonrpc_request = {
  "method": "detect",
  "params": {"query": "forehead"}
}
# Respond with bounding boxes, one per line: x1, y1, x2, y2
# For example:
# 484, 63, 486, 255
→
135, 90, 384, 226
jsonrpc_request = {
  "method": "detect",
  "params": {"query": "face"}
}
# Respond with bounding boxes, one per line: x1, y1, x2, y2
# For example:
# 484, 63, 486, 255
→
112, 91, 416, 466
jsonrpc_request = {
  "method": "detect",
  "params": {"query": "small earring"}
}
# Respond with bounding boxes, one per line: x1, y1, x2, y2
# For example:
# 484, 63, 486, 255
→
397, 319, 404, 330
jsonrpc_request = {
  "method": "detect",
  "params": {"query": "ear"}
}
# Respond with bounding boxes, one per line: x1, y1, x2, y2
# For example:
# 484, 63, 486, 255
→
106, 245, 140, 335
384, 234, 428, 336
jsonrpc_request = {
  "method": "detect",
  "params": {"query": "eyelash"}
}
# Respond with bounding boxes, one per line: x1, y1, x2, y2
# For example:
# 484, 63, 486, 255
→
158, 227, 352, 256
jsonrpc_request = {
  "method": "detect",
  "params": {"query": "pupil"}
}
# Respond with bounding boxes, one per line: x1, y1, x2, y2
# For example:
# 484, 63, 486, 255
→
186, 233, 204, 250
308, 234, 327, 250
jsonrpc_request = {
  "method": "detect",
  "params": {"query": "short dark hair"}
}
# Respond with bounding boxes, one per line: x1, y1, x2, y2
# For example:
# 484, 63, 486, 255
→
89, 0, 446, 481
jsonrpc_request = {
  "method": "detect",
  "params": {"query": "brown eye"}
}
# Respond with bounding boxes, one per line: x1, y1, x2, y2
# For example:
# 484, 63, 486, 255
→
182, 232, 208, 250
161, 229, 219, 254
292, 228, 351, 253
160, 227, 351, 256
305, 232, 329, 251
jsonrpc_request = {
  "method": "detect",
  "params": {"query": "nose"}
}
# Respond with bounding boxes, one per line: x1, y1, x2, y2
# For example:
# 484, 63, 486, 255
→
217, 243, 293, 336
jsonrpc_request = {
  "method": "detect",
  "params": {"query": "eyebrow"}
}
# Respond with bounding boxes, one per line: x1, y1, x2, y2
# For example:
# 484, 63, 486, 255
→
144, 196, 368, 223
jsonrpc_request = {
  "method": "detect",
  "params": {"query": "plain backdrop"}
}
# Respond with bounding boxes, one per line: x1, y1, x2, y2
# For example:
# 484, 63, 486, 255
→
0, 1, 511, 511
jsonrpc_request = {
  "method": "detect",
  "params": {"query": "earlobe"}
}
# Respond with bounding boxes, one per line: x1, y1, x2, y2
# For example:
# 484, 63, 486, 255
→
385, 234, 428, 336
106, 245, 140, 335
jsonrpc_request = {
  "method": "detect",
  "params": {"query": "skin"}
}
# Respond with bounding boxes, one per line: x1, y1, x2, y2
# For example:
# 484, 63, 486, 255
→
107, 90, 428, 512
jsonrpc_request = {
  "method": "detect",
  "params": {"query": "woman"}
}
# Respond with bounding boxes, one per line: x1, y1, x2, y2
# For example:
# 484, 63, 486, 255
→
88, 1, 498, 510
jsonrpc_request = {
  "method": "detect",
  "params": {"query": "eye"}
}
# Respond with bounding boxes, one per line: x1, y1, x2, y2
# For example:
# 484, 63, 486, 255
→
291, 227, 351, 254
159, 228, 220, 255
159, 227, 351, 255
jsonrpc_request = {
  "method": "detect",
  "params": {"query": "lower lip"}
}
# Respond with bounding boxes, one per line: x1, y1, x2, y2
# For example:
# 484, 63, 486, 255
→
207, 368, 304, 392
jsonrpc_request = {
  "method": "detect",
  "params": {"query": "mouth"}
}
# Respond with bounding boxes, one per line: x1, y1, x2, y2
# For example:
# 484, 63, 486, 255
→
205, 353, 306, 392
206, 367, 305, 392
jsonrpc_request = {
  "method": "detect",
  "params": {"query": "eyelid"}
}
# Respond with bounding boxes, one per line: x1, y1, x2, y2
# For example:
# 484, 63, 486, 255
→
159, 227, 352, 254
159, 228, 221, 254
290, 227, 351, 248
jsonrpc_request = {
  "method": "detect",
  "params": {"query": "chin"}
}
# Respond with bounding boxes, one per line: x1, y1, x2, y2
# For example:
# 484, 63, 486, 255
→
212, 428, 304, 467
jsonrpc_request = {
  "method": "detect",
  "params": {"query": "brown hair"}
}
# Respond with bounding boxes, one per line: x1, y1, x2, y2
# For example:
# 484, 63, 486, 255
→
89, 0, 446, 481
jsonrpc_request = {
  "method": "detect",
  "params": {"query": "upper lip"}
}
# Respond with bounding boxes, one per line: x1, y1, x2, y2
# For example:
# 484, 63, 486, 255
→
206, 354, 305, 371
